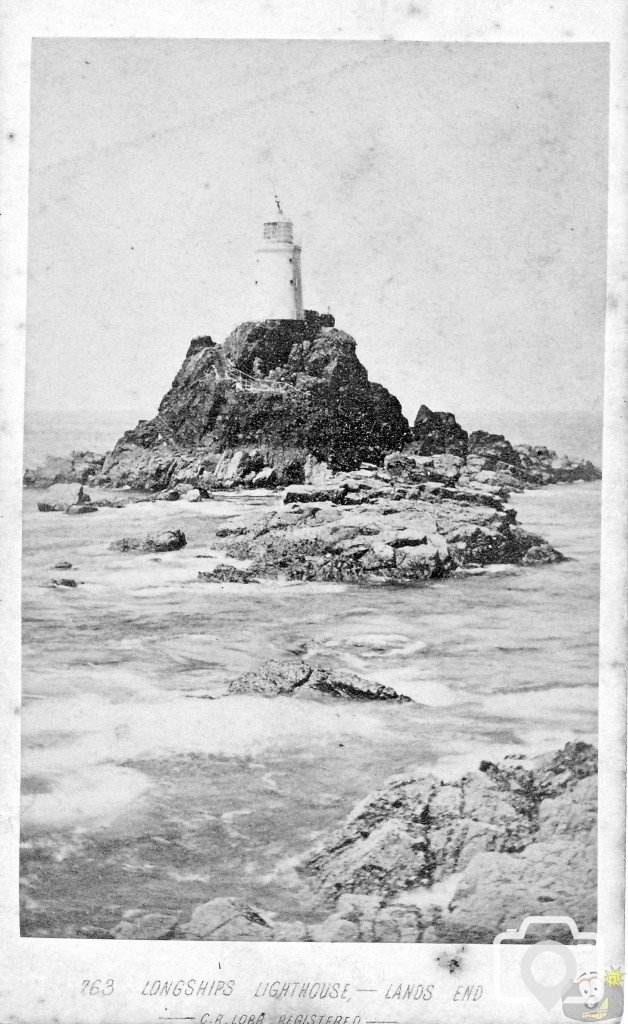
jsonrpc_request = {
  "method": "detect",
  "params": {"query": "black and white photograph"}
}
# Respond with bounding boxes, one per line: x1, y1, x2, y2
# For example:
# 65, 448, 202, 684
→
2, 13, 625, 1021
19, 38, 610, 945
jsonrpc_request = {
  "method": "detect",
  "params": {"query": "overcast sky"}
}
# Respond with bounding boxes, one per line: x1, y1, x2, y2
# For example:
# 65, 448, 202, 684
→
26, 40, 608, 448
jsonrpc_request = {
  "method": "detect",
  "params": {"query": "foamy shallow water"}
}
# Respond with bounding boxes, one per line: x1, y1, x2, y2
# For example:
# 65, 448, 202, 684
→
20, 481, 600, 935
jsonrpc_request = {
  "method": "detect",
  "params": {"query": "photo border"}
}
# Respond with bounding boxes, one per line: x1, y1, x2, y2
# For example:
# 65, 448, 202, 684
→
1, 3, 625, 1022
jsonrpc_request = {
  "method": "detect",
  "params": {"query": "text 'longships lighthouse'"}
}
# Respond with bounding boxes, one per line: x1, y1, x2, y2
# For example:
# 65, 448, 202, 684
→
253, 198, 304, 321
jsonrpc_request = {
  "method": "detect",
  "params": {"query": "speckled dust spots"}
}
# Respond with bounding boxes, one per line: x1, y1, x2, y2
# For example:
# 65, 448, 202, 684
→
436, 946, 465, 973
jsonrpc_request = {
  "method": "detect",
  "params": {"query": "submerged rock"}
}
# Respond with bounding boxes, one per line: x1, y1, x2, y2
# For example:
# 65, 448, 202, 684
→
110, 529, 187, 553
66, 502, 99, 515
228, 659, 411, 702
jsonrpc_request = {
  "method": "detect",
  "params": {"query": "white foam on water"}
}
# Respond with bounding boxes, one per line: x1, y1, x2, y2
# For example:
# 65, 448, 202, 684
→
21, 764, 152, 829
22, 690, 392, 781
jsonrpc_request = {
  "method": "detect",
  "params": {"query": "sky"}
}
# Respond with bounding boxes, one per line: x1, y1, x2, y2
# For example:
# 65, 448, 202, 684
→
26, 40, 609, 454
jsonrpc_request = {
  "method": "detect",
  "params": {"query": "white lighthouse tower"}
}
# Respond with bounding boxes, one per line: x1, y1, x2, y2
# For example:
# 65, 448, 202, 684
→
253, 198, 304, 321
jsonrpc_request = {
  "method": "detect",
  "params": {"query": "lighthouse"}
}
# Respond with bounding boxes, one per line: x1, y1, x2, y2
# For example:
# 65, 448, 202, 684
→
253, 198, 304, 321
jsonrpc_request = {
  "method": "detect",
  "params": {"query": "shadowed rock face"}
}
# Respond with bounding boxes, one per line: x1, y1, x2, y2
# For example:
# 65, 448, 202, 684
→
227, 659, 412, 702
98, 314, 410, 489
411, 405, 469, 459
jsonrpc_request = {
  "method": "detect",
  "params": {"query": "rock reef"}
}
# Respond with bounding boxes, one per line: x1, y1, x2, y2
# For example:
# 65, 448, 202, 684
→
212, 485, 563, 584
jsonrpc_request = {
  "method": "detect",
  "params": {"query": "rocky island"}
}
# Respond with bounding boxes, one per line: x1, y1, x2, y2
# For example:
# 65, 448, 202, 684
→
24, 313, 599, 584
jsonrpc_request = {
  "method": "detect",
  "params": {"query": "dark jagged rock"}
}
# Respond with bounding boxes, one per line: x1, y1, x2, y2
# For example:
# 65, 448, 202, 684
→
228, 659, 412, 702
22, 317, 600, 496
110, 529, 187, 553
410, 405, 468, 459
467, 430, 522, 470
95, 314, 410, 490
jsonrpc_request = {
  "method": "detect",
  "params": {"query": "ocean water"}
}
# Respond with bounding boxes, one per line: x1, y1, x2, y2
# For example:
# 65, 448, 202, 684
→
23, 407, 144, 467
20, 467, 601, 937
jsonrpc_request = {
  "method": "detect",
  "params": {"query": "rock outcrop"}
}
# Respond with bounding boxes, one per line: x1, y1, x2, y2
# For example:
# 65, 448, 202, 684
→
108, 742, 596, 943
227, 659, 412, 702
213, 481, 563, 584
37, 483, 98, 514
298, 742, 596, 913
464, 431, 600, 489
24, 451, 105, 489
410, 405, 468, 459
294, 740, 597, 943
94, 314, 410, 491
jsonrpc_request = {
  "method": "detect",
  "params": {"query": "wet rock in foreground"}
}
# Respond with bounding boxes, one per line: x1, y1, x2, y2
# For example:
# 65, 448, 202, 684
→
228, 659, 412, 702
109, 742, 595, 943
297, 740, 597, 942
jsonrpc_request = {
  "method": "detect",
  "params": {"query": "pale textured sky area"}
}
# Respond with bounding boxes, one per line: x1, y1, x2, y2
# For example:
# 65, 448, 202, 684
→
26, 40, 609, 455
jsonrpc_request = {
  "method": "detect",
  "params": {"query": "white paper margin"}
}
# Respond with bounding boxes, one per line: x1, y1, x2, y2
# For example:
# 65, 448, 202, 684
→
0, 3, 625, 1023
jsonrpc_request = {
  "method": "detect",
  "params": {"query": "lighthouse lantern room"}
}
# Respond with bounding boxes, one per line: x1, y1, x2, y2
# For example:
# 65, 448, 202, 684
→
253, 198, 304, 321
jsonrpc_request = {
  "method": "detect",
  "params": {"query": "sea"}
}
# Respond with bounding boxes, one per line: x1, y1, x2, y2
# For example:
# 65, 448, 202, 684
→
20, 410, 602, 937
